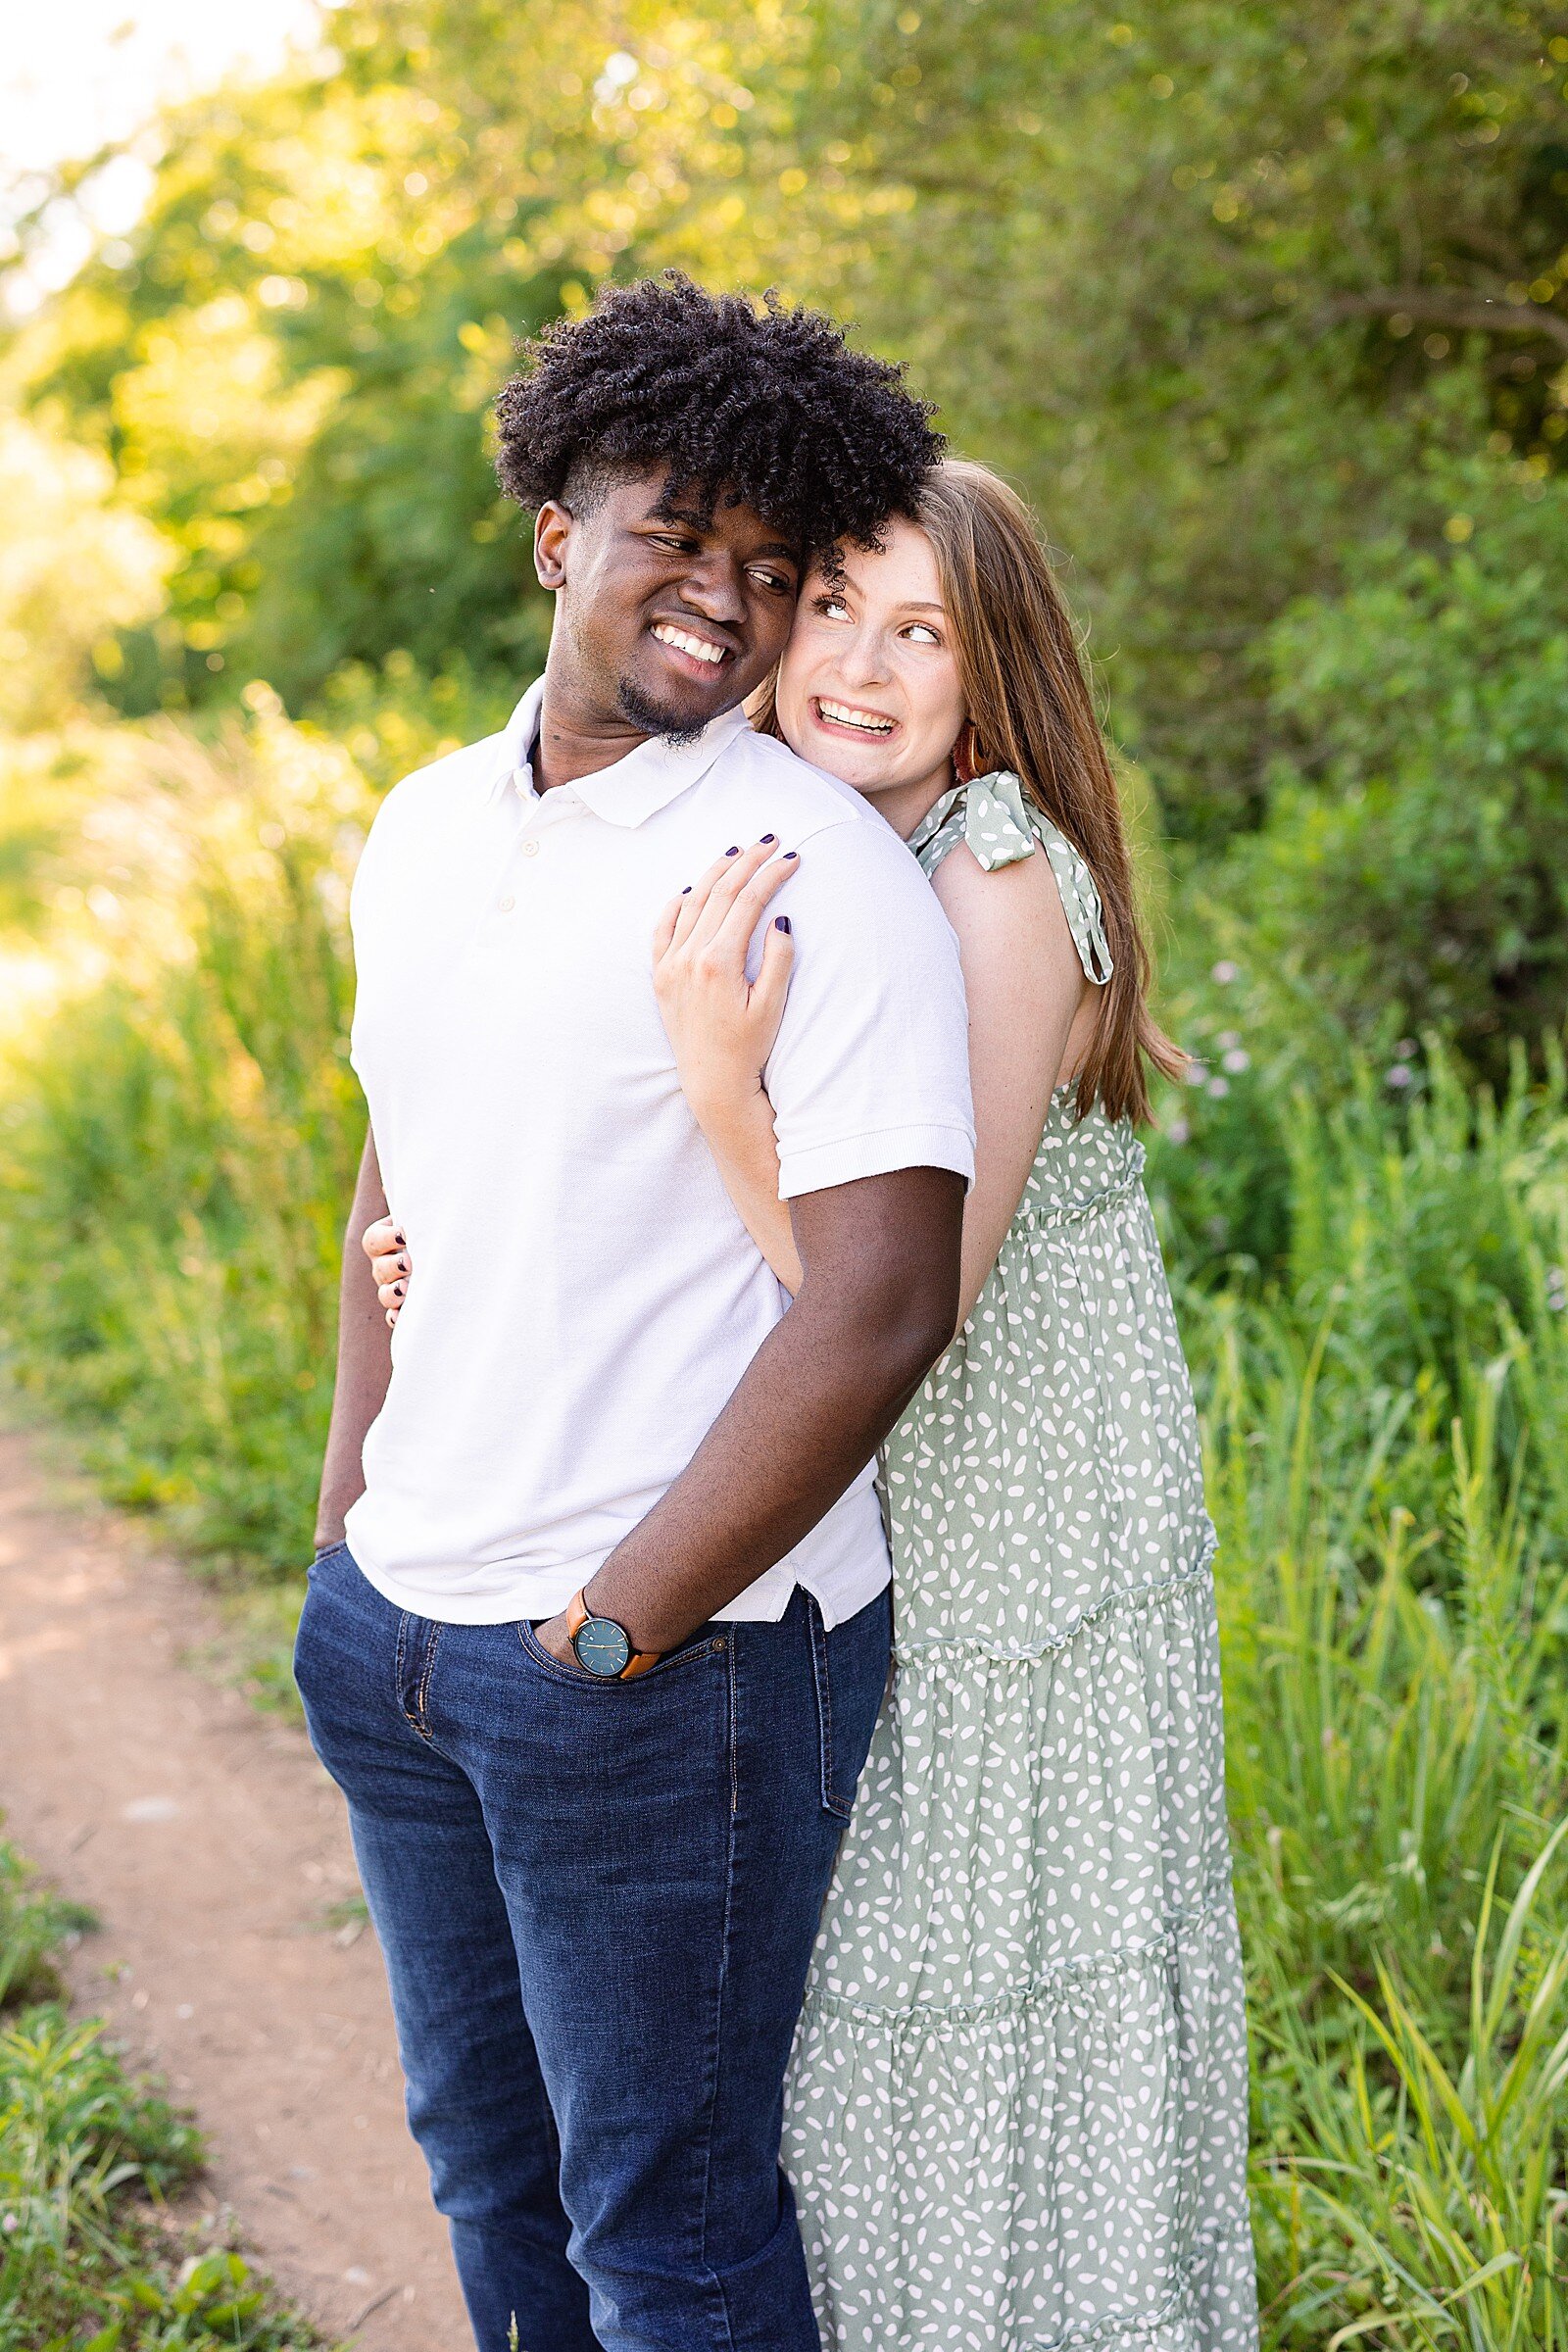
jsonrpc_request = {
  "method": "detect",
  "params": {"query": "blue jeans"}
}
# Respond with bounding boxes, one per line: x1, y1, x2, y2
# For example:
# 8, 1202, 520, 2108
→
294, 1544, 889, 2352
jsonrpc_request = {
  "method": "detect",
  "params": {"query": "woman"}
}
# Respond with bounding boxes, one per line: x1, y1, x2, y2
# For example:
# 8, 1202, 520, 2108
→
368, 460, 1258, 2350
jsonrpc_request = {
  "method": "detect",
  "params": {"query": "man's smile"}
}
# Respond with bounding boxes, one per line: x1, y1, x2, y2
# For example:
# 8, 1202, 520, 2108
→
651, 620, 735, 673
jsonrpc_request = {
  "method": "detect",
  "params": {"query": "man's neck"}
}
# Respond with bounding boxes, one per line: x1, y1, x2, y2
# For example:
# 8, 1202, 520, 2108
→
531, 679, 653, 797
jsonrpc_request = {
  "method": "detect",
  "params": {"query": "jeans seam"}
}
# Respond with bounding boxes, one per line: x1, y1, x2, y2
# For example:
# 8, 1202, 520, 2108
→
415, 1622, 443, 1738
394, 1610, 411, 1724
819, 1609, 835, 1809
694, 1623, 740, 2351
810, 1600, 849, 1820
727, 1629, 738, 1819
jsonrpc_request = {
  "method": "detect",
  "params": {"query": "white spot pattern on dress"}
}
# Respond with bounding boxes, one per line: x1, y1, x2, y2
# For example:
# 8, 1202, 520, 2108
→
781, 779, 1258, 2350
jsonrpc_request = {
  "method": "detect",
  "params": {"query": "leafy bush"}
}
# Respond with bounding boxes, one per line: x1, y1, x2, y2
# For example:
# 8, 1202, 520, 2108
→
1224, 454, 1568, 1081
0, 410, 170, 734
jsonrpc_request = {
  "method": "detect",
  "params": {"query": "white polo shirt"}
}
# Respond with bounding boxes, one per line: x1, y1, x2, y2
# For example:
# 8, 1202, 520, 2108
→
344, 677, 974, 1628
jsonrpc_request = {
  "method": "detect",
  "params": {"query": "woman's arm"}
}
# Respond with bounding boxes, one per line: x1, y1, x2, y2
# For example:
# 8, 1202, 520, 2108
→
685, 1081, 804, 1293
932, 840, 1094, 1330
662, 833, 1095, 1329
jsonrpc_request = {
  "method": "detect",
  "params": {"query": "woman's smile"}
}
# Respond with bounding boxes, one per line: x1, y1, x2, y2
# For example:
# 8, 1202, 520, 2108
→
810, 696, 899, 739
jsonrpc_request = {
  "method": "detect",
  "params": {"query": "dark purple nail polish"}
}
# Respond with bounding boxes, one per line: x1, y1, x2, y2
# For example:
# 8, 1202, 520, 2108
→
783, 850, 798, 860
394, 1281, 407, 1298
775, 915, 791, 934
398, 1255, 409, 1273
760, 833, 776, 844
725, 845, 740, 857
681, 885, 691, 895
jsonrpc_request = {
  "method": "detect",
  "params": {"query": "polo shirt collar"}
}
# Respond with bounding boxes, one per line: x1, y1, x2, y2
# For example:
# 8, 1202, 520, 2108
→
491, 678, 752, 828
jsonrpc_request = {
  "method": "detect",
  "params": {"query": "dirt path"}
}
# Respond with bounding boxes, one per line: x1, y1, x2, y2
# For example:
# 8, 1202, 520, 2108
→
0, 1422, 470, 2350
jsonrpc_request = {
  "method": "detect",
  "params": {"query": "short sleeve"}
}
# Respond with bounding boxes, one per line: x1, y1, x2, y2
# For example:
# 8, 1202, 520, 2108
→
347, 787, 406, 1090
761, 813, 975, 1201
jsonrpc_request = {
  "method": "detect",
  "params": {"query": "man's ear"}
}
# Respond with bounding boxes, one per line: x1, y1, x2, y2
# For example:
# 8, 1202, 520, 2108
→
534, 500, 573, 593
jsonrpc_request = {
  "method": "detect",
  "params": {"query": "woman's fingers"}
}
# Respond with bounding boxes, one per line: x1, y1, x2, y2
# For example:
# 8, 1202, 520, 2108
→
686, 838, 779, 947
675, 839, 782, 954
669, 851, 741, 950
750, 912, 797, 1050
688, 841, 795, 960
367, 1216, 408, 1326
652, 895, 681, 962
713, 848, 796, 954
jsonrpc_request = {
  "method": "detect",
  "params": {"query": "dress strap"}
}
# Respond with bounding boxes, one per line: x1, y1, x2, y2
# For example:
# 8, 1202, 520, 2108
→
907, 770, 1114, 987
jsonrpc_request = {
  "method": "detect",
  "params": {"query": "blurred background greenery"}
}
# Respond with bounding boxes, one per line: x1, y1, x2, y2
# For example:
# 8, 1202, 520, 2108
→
1, 3, 1567, 2344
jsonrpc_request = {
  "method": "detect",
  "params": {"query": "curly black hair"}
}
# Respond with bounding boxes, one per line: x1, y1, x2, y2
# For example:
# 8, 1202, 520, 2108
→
494, 273, 943, 562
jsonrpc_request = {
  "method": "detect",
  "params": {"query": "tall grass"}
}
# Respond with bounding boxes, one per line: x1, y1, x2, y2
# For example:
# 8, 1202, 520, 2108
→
0, 701, 1564, 2342
0, 1837, 325, 2349
0, 704, 368, 1575
1156, 1058, 1568, 2345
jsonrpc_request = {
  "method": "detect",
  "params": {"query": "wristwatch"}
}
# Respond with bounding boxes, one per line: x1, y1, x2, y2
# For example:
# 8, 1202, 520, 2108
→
564, 1589, 662, 1680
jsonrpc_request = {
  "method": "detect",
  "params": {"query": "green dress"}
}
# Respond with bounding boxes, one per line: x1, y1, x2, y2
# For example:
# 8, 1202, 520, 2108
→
782, 774, 1257, 2351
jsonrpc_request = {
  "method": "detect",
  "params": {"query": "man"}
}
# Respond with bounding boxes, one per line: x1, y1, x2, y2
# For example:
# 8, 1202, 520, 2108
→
296, 275, 973, 2352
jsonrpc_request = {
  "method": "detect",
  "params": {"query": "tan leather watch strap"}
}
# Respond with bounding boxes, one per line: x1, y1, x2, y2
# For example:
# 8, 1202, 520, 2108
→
565, 1589, 662, 1679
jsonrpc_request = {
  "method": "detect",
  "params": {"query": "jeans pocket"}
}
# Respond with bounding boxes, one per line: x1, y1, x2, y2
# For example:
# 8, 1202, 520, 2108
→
292, 1578, 322, 1703
515, 1619, 725, 1689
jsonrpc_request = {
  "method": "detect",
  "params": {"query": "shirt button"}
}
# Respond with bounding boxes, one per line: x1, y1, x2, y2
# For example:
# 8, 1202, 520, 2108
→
498, 894, 515, 912
520, 839, 540, 858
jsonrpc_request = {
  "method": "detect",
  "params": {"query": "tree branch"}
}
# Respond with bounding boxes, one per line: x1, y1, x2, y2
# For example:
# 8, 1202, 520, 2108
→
1326, 285, 1568, 356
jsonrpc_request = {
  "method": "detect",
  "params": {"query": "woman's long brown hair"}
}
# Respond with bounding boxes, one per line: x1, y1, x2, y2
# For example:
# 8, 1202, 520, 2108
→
758, 458, 1183, 1124
914, 459, 1183, 1124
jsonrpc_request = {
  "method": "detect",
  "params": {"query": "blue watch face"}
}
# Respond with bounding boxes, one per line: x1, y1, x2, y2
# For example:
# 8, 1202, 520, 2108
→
573, 1615, 632, 1677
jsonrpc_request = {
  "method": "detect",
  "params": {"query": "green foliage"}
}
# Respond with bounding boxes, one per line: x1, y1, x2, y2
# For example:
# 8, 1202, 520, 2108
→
0, 1849, 93, 2013
0, 690, 1564, 2335
1221, 453, 1568, 1077
309, 651, 515, 793
1174, 1062, 1568, 2343
0, 704, 368, 1570
764, 0, 1568, 832
0, 412, 170, 732
1, 3, 1567, 2339
1257, 1837, 1568, 2346
12, 0, 1568, 842
0, 1836, 323, 2350
18, 53, 574, 705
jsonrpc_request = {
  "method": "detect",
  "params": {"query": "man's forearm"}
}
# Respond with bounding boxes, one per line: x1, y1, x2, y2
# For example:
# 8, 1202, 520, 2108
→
581, 1165, 964, 1652
314, 1125, 394, 1551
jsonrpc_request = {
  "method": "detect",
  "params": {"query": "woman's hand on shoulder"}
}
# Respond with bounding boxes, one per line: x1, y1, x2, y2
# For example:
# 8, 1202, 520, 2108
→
652, 837, 797, 1123
362, 1213, 411, 1327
